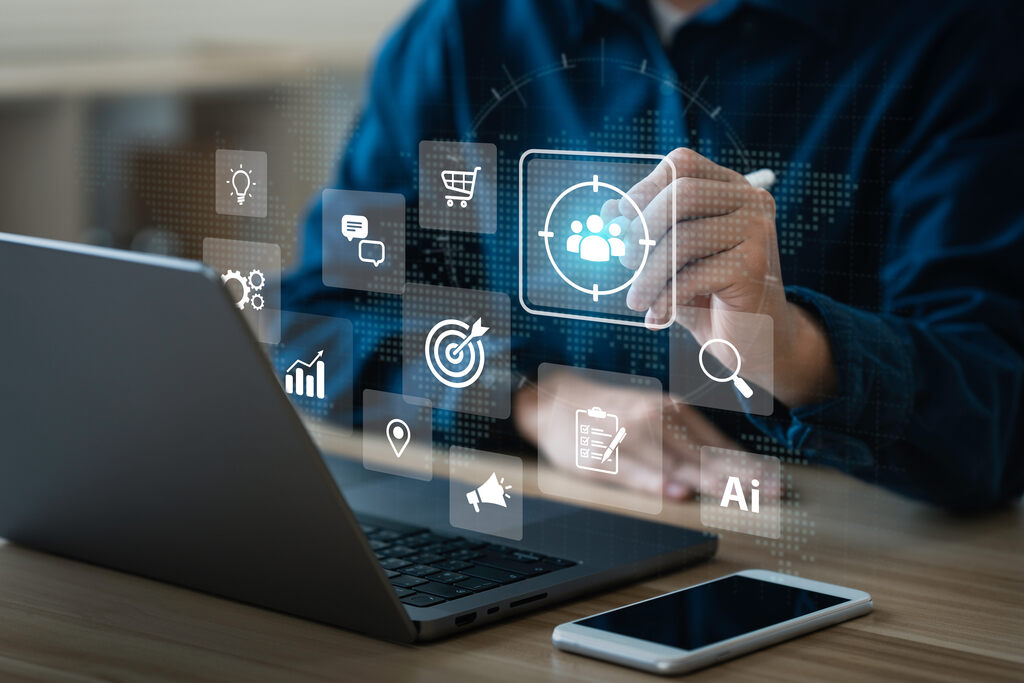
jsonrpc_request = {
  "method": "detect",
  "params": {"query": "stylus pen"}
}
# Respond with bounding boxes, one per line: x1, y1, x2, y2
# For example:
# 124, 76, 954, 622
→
744, 168, 776, 190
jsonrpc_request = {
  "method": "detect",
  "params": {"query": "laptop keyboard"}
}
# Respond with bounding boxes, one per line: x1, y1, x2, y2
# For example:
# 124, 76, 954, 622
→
359, 517, 577, 608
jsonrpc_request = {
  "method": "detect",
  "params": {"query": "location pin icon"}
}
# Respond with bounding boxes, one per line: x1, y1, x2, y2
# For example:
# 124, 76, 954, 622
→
386, 418, 411, 458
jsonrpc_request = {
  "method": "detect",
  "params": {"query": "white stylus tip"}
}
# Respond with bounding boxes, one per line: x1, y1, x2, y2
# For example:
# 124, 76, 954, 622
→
744, 168, 776, 190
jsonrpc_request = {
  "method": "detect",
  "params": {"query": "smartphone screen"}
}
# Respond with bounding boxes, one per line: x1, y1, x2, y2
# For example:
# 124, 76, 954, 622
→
576, 575, 849, 651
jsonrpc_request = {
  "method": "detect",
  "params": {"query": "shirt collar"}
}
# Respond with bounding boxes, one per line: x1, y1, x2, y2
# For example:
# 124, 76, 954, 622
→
648, 0, 692, 44
596, 0, 845, 43
726, 0, 844, 41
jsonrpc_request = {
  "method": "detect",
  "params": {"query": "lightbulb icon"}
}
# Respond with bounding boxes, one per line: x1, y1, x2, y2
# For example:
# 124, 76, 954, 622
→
228, 164, 255, 206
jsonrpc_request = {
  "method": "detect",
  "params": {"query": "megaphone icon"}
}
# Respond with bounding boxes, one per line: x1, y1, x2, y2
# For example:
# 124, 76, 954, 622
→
466, 472, 512, 512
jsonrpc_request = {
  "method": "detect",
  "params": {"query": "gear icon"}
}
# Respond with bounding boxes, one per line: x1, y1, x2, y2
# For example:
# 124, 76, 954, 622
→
247, 269, 265, 291
249, 293, 265, 311
221, 269, 250, 310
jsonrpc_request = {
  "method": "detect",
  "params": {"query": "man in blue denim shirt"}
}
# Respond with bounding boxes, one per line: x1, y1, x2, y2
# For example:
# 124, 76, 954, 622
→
283, 0, 1023, 510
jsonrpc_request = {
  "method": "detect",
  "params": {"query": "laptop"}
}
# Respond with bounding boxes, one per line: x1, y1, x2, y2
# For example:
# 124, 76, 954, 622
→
0, 232, 716, 642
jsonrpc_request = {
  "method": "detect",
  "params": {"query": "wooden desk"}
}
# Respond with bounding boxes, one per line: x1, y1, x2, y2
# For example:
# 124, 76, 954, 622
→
0, 446, 1021, 682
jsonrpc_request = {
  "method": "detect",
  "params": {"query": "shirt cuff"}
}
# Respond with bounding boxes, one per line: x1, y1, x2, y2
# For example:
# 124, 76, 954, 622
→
746, 286, 916, 467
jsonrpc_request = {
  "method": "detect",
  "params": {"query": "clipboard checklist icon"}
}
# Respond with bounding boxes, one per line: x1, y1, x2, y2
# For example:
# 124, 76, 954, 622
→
575, 406, 626, 475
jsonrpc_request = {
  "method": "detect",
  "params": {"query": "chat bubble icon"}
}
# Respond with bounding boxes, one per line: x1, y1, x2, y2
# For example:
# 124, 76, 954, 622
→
341, 214, 369, 241
358, 239, 386, 267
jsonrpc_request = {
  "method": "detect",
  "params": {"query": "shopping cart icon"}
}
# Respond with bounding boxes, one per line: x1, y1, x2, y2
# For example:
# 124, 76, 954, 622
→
441, 166, 482, 208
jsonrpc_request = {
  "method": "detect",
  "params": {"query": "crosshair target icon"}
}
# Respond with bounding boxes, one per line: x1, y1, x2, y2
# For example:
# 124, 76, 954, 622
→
537, 174, 656, 302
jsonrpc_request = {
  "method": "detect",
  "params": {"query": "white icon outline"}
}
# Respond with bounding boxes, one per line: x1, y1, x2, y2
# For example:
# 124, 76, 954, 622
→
228, 164, 255, 205
221, 268, 265, 311
340, 213, 387, 268
358, 239, 386, 267
386, 418, 411, 458
216, 150, 267, 218
567, 214, 627, 262
424, 317, 489, 389
284, 349, 325, 399
720, 476, 761, 513
341, 214, 369, 241
466, 472, 511, 512
442, 166, 482, 208
698, 338, 754, 399
575, 406, 626, 475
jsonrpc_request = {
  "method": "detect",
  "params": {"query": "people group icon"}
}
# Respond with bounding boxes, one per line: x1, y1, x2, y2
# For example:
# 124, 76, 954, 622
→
566, 214, 626, 263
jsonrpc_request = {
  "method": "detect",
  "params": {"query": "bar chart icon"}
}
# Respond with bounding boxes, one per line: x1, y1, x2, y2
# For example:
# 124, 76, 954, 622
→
285, 350, 325, 399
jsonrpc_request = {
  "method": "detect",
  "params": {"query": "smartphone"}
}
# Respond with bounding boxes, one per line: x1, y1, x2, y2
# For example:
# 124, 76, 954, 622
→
552, 569, 872, 675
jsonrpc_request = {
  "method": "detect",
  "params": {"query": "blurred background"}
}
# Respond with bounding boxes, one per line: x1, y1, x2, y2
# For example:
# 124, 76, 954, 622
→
0, 0, 413, 264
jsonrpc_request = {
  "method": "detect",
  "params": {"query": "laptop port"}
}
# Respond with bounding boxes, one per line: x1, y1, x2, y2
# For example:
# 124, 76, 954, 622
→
455, 612, 477, 627
487, 606, 499, 615
509, 593, 547, 608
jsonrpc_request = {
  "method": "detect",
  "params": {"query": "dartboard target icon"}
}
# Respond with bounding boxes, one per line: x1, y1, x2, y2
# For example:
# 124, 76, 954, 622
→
425, 317, 490, 388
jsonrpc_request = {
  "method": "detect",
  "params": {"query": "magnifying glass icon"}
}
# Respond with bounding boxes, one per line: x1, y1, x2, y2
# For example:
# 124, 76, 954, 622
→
698, 338, 754, 399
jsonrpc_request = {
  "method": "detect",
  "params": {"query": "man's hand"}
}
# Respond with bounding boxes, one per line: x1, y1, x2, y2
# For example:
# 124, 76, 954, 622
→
513, 373, 779, 500
609, 147, 837, 409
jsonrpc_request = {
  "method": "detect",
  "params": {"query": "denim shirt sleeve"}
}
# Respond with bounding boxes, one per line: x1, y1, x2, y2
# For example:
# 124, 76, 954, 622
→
749, 282, 1024, 511
747, 11, 1024, 510
747, 286, 914, 470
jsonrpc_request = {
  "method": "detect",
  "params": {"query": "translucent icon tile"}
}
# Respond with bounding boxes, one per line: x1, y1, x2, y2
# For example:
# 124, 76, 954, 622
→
419, 141, 497, 233
202, 238, 280, 343
669, 309, 774, 416
269, 311, 353, 433
449, 447, 523, 541
362, 389, 433, 482
322, 189, 406, 295
536, 363, 662, 515
519, 149, 675, 328
216, 149, 267, 218
402, 284, 511, 419
700, 447, 781, 539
